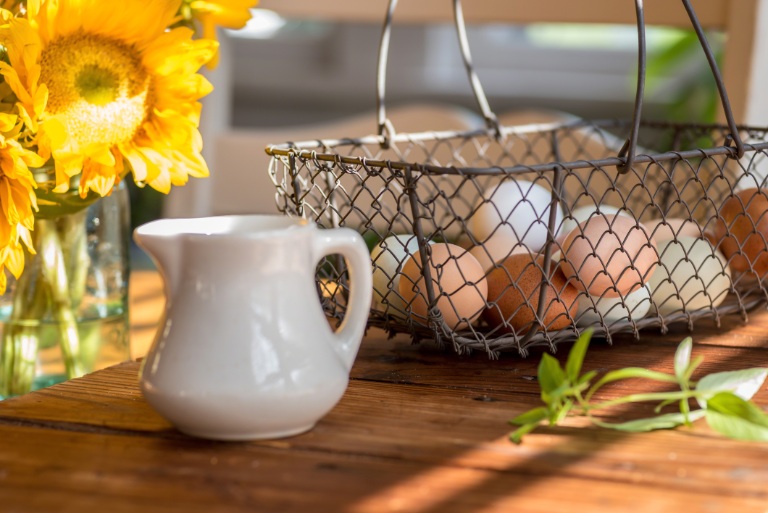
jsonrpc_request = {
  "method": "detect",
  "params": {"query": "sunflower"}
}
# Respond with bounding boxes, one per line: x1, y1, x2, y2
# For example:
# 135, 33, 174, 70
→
183, 0, 257, 40
0, 0, 218, 197
0, 113, 45, 294
181, 0, 257, 66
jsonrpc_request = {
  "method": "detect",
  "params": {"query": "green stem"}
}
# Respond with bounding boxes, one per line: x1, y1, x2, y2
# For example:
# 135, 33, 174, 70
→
0, 232, 49, 396
586, 390, 702, 412
37, 219, 84, 380
0, 214, 91, 397
58, 211, 89, 306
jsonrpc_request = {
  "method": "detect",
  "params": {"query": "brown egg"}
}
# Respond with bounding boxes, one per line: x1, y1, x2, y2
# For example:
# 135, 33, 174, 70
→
483, 253, 578, 333
399, 243, 488, 330
711, 188, 768, 276
560, 214, 657, 297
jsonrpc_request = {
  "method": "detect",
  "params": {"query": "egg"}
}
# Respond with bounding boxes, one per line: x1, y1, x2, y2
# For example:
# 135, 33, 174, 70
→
483, 253, 578, 333
399, 243, 488, 330
371, 234, 423, 315
468, 180, 563, 253
711, 188, 768, 276
649, 236, 731, 315
576, 284, 652, 327
469, 235, 528, 272
645, 217, 703, 243
556, 205, 625, 245
561, 214, 657, 297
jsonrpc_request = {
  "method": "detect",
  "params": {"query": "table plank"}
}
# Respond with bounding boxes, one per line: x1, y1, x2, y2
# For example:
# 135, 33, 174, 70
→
352, 330, 768, 395
4, 332, 768, 429
2, 270, 768, 512
2, 424, 765, 513
2, 358, 768, 508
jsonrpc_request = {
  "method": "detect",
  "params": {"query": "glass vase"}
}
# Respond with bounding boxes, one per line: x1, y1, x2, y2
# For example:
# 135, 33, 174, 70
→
0, 182, 131, 398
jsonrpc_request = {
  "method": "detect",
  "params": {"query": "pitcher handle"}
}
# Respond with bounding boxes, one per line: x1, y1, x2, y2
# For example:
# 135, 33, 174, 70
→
312, 228, 372, 371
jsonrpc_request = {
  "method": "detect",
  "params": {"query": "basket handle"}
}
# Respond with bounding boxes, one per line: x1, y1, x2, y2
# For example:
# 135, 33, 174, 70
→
618, 0, 745, 172
377, 0, 745, 165
452, 0, 501, 138
680, 0, 744, 159
616, 0, 647, 174
376, 0, 501, 146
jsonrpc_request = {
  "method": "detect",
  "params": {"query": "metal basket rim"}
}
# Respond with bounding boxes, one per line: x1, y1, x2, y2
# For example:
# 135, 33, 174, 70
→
264, 119, 768, 177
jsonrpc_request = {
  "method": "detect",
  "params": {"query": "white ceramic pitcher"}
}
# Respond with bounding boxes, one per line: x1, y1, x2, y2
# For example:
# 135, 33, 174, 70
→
133, 215, 372, 441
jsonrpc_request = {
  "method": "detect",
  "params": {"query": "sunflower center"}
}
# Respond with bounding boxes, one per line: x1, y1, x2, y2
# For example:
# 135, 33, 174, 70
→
75, 65, 120, 106
40, 33, 151, 148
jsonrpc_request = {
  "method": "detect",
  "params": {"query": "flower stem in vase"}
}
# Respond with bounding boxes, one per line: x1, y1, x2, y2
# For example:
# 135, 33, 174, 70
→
0, 213, 91, 397
38, 217, 87, 381
0, 263, 46, 397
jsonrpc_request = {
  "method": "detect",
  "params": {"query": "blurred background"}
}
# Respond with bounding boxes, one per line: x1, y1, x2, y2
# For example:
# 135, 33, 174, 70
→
130, 3, 731, 239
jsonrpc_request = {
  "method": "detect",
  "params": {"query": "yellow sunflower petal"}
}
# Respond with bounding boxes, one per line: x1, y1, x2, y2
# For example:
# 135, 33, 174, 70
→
79, 158, 120, 197
188, 0, 257, 35
29, 0, 181, 47
0, 113, 16, 132
7, 0, 215, 199
143, 28, 218, 77
18, 225, 35, 253
0, 62, 34, 106
119, 143, 148, 184
0, 138, 39, 292
4, 241, 25, 278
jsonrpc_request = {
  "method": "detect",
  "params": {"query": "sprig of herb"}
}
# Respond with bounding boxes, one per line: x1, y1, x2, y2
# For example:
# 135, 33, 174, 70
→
510, 330, 768, 443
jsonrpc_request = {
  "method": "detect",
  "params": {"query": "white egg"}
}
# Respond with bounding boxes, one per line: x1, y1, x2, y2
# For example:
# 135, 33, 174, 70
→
576, 284, 652, 327
468, 180, 562, 253
370, 235, 423, 316
649, 236, 731, 315
556, 205, 627, 244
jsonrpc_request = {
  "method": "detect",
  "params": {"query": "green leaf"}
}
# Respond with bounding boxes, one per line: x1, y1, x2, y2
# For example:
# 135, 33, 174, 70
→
566, 329, 592, 382
695, 368, 768, 409
682, 355, 704, 383
573, 370, 598, 394
576, 370, 597, 387
551, 398, 573, 425
705, 411, 768, 442
674, 337, 693, 382
586, 367, 678, 400
705, 394, 768, 442
592, 410, 705, 432
538, 353, 566, 396
708, 392, 768, 425
510, 406, 549, 426
509, 422, 540, 444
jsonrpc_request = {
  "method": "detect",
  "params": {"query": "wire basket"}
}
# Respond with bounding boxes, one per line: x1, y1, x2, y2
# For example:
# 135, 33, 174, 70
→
266, 0, 768, 356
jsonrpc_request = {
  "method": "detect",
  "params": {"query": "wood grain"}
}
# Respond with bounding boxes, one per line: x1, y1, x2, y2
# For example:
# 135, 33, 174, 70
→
2, 271, 768, 512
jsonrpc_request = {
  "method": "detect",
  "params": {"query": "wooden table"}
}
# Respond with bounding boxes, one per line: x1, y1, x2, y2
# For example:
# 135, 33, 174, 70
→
1, 271, 768, 512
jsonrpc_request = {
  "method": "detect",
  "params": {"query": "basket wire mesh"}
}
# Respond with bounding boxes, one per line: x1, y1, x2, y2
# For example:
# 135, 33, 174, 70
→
266, 0, 768, 356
